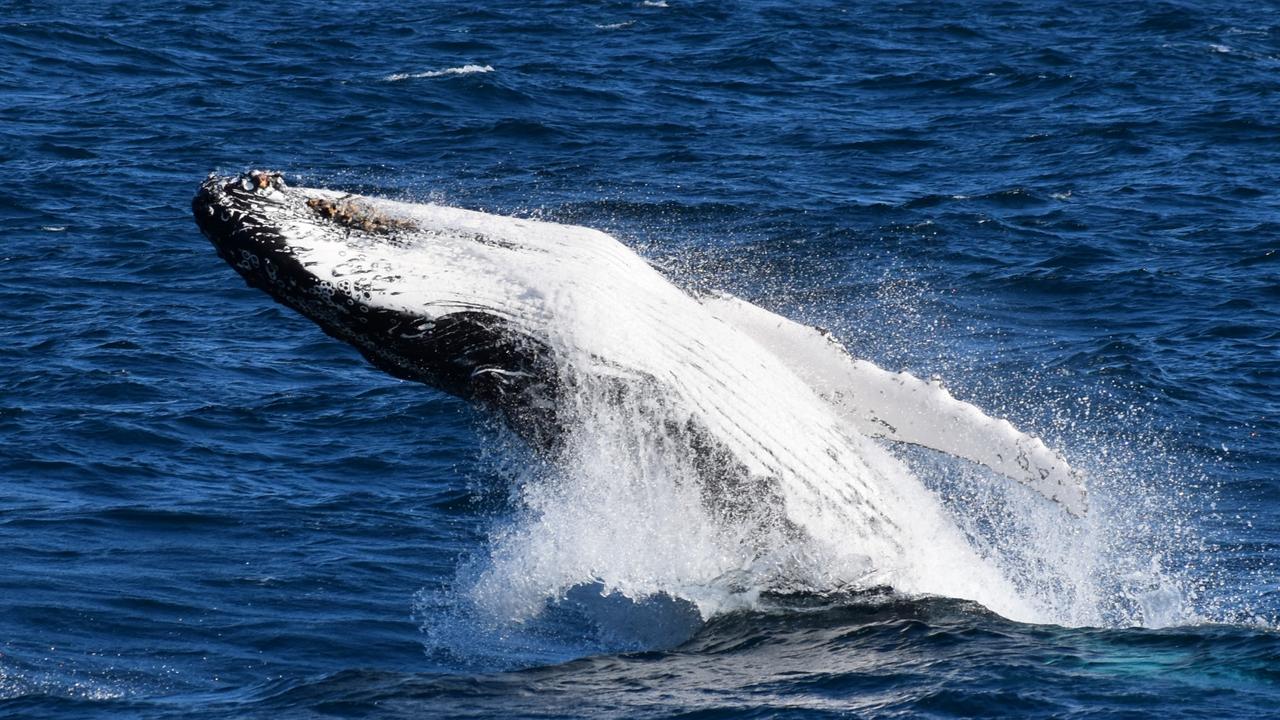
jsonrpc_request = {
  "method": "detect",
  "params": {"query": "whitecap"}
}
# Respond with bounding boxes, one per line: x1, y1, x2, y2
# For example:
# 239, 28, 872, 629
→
383, 64, 494, 82
642, 0, 668, 7
596, 21, 636, 30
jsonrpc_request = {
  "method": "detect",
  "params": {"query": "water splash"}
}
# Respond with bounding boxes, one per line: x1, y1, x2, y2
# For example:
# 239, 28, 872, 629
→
419, 280, 1219, 659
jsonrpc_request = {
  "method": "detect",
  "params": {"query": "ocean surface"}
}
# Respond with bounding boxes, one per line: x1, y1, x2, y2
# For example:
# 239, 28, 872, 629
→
2, 0, 1278, 717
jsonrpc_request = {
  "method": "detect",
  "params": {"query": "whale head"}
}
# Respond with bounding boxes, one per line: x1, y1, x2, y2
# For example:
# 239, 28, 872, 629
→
192, 170, 424, 301
193, 171, 559, 427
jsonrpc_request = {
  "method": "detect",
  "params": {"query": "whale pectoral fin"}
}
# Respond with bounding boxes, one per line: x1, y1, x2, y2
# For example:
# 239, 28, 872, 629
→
701, 293, 1088, 517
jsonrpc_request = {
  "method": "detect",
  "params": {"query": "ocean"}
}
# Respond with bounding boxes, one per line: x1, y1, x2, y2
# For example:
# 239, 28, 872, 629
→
1, 0, 1277, 717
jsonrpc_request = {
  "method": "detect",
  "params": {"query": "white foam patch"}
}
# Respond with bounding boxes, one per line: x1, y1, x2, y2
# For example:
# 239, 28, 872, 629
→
384, 64, 494, 82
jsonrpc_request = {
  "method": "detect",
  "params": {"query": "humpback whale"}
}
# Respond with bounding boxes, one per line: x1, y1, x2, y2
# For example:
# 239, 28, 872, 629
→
193, 171, 1086, 585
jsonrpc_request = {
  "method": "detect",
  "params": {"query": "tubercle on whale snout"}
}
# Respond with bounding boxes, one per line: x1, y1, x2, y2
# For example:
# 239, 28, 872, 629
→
194, 170, 283, 205
221, 169, 286, 195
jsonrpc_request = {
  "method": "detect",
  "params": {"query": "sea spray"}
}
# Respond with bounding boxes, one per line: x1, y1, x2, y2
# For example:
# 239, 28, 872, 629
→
429, 282, 1212, 651
433, 297, 1054, 640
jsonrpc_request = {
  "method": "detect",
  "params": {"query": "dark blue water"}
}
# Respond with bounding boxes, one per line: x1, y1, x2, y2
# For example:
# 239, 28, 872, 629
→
3, 0, 1278, 717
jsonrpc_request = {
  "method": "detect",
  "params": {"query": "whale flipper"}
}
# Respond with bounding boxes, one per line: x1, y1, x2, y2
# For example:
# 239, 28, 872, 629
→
701, 294, 1087, 517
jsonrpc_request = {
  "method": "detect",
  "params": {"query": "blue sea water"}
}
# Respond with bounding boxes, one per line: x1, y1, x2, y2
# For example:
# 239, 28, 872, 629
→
2, 0, 1279, 717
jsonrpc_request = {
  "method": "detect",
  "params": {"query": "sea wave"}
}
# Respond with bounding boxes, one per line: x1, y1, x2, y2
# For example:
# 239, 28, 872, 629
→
383, 64, 494, 82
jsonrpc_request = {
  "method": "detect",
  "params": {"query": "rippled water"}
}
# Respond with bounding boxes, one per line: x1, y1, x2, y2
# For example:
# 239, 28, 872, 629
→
2, 1, 1278, 717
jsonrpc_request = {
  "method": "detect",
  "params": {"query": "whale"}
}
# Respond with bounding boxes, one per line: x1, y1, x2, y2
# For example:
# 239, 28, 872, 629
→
193, 171, 1086, 587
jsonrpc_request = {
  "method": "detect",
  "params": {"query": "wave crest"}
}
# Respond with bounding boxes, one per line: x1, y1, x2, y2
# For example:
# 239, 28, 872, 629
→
383, 64, 494, 82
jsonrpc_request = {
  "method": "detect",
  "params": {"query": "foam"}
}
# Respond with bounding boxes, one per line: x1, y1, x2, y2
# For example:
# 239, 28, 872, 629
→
383, 65, 494, 82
